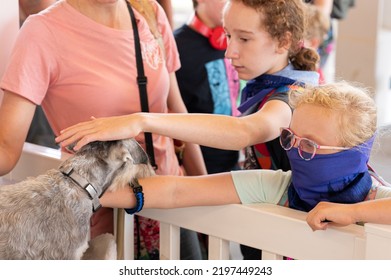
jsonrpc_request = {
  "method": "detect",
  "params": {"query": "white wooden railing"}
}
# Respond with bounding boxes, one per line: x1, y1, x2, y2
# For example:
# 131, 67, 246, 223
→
1, 142, 391, 260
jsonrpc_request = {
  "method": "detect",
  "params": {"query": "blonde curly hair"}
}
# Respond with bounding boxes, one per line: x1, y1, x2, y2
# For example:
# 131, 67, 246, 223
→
289, 81, 377, 147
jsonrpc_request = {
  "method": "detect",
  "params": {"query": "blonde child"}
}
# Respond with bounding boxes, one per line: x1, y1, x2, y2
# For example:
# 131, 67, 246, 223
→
67, 82, 391, 237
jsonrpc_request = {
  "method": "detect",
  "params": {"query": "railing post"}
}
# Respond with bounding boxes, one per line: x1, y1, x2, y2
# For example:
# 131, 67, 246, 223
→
208, 236, 230, 260
159, 222, 180, 260
365, 223, 391, 259
262, 251, 283, 260
115, 209, 134, 260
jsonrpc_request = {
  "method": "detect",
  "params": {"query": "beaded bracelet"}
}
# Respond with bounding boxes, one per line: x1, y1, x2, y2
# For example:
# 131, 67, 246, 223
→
125, 178, 144, 215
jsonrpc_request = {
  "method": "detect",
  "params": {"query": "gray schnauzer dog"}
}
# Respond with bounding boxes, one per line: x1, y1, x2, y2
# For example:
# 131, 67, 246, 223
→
0, 139, 154, 260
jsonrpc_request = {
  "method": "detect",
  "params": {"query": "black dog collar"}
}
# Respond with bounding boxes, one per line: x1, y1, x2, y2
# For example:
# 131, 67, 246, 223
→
59, 166, 101, 212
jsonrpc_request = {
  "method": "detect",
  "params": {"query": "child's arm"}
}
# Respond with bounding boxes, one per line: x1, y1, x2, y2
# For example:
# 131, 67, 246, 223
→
100, 172, 241, 210
56, 99, 292, 152
306, 198, 391, 231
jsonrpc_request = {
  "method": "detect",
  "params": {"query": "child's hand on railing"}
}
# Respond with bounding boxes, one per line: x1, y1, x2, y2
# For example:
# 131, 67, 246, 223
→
306, 201, 356, 231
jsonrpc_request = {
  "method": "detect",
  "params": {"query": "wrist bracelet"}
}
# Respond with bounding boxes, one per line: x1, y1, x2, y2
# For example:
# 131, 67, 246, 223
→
125, 178, 144, 215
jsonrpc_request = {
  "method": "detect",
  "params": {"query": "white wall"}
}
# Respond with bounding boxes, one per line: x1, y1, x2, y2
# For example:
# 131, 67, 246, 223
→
335, 0, 391, 126
172, 0, 193, 29
0, 1, 19, 102
383, 0, 391, 30
335, 0, 380, 88
376, 0, 391, 126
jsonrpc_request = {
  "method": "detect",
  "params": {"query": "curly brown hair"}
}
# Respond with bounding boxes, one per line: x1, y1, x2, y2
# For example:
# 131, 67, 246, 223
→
230, 0, 319, 71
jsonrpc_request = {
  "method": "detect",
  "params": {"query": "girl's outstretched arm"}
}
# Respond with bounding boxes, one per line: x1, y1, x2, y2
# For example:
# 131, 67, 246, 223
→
56, 99, 291, 152
100, 172, 241, 210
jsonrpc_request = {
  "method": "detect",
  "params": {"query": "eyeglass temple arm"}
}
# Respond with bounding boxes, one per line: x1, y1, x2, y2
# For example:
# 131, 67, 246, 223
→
317, 145, 349, 150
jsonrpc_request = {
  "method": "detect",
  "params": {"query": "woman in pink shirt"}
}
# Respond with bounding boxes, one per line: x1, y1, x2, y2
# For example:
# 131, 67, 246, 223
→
0, 0, 206, 259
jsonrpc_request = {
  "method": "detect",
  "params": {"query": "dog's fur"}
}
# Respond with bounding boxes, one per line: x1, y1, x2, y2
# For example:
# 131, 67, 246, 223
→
0, 139, 154, 260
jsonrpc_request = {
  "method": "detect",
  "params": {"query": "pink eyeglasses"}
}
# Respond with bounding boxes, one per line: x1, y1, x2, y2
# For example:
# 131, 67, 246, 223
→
279, 127, 350, 161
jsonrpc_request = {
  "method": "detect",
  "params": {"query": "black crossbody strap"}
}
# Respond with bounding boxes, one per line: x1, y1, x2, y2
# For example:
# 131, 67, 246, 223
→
126, 1, 157, 170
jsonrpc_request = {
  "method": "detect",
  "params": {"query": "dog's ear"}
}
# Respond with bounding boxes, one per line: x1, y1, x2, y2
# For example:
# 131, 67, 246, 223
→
118, 140, 149, 165
121, 147, 133, 163
65, 143, 77, 154
128, 140, 149, 165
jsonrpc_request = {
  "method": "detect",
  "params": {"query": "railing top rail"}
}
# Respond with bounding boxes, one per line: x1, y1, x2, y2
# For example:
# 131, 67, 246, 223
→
140, 203, 366, 260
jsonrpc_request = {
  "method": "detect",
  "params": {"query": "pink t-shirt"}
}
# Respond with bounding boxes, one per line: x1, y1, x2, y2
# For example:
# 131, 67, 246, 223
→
1, 0, 182, 176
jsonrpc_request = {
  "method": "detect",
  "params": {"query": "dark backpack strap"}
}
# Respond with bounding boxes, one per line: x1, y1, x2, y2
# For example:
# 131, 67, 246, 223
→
126, 1, 157, 170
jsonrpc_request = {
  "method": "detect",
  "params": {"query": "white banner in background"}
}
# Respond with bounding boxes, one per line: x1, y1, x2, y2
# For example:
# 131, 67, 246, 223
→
1, 260, 391, 280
